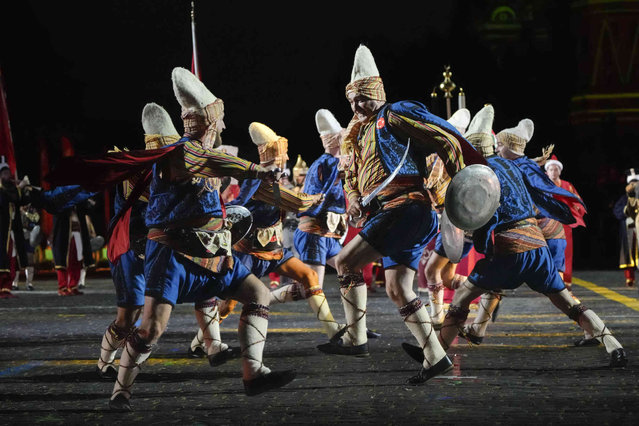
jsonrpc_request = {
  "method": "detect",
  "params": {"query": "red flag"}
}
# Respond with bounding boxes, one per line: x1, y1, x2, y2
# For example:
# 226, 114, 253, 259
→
60, 135, 75, 157
0, 66, 17, 177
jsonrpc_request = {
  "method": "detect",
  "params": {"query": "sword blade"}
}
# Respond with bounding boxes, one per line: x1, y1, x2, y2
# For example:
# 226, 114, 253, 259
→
361, 139, 411, 207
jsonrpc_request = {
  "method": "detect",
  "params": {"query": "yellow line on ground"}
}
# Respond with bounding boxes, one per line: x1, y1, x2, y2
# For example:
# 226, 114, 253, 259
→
573, 277, 639, 312
465, 344, 573, 349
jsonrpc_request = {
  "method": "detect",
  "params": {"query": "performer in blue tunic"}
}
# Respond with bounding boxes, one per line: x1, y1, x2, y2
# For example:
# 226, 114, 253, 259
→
228, 121, 345, 342
319, 44, 487, 386
292, 109, 349, 339
99, 68, 295, 410
95, 103, 183, 379
427, 123, 627, 368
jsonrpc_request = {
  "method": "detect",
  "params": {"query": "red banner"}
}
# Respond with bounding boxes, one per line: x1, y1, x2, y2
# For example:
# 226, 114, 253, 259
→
0, 67, 17, 177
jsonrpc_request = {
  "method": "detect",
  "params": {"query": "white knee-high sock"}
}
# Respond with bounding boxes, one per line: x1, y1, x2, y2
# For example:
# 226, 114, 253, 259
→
572, 307, 622, 353
111, 333, 153, 400
97, 321, 130, 372
401, 298, 447, 368
307, 289, 341, 339
238, 303, 271, 381
438, 305, 470, 350
466, 292, 500, 337
195, 301, 228, 356
25, 266, 34, 287
338, 274, 367, 346
269, 282, 305, 304
426, 281, 445, 325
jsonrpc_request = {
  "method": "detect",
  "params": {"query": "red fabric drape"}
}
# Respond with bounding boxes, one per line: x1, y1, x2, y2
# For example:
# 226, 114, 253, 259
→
0, 67, 17, 177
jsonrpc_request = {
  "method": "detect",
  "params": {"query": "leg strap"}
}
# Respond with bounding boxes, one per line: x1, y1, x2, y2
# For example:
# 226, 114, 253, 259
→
568, 303, 589, 323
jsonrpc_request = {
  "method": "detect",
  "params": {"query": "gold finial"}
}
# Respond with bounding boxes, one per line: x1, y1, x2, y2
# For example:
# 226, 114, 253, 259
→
191, 1, 195, 21
439, 65, 456, 99
293, 154, 308, 183
430, 87, 438, 99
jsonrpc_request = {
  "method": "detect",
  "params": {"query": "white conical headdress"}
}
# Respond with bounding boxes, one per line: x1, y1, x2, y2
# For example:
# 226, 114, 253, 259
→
627, 168, 639, 184
141, 103, 180, 149
142, 103, 179, 136
248, 122, 289, 166
464, 105, 496, 157
465, 105, 494, 136
447, 108, 471, 134
496, 118, 534, 156
249, 122, 280, 146
315, 109, 343, 136
171, 67, 217, 111
350, 44, 380, 83
498, 118, 534, 142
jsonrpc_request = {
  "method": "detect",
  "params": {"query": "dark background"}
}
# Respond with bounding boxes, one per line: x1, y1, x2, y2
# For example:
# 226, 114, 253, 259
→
1, 0, 637, 271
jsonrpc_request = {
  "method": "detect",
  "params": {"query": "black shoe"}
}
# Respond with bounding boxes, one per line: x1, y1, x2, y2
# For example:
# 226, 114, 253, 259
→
401, 342, 424, 364
96, 365, 118, 380
610, 348, 628, 368
407, 355, 454, 385
187, 346, 206, 358
458, 330, 483, 345
243, 370, 296, 396
208, 347, 238, 367
108, 393, 132, 412
27, 283, 34, 291
317, 340, 370, 357
366, 329, 382, 339
574, 337, 600, 347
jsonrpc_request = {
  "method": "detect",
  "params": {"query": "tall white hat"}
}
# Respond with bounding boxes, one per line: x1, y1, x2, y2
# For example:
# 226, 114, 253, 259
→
465, 105, 494, 137
142, 103, 179, 136
315, 109, 343, 136
627, 168, 639, 183
448, 108, 471, 135
464, 105, 496, 157
496, 118, 534, 156
248, 122, 288, 166
249, 122, 280, 146
350, 44, 380, 83
171, 67, 217, 112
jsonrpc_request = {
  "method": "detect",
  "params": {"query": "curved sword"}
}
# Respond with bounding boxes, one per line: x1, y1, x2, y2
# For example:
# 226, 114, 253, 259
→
360, 138, 411, 207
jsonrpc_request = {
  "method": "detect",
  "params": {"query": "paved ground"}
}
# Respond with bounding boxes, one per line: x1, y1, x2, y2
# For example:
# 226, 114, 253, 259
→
0, 270, 638, 425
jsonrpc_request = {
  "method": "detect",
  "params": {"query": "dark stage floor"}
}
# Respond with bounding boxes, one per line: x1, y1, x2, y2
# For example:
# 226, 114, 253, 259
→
0, 270, 637, 424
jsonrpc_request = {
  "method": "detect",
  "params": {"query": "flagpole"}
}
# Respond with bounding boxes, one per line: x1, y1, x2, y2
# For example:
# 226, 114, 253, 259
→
191, 1, 200, 80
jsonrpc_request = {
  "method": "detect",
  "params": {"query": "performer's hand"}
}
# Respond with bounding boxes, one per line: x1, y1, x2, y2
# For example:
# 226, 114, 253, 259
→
18, 176, 30, 189
312, 193, 325, 205
254, 166, 281, 184
347, 198, 364, 221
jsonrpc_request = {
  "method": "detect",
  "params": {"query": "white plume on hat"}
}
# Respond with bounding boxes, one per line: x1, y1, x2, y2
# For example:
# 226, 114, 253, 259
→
465, 105, 494, 137
350, 44, 380, 83
315, 109, 343, 136
627, 168, 639, 183
448, 108, 471, 134
142, 103, 179, 136
171, 67, 217, 111
249, 122, 280, 146
498, 118, 534, 142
